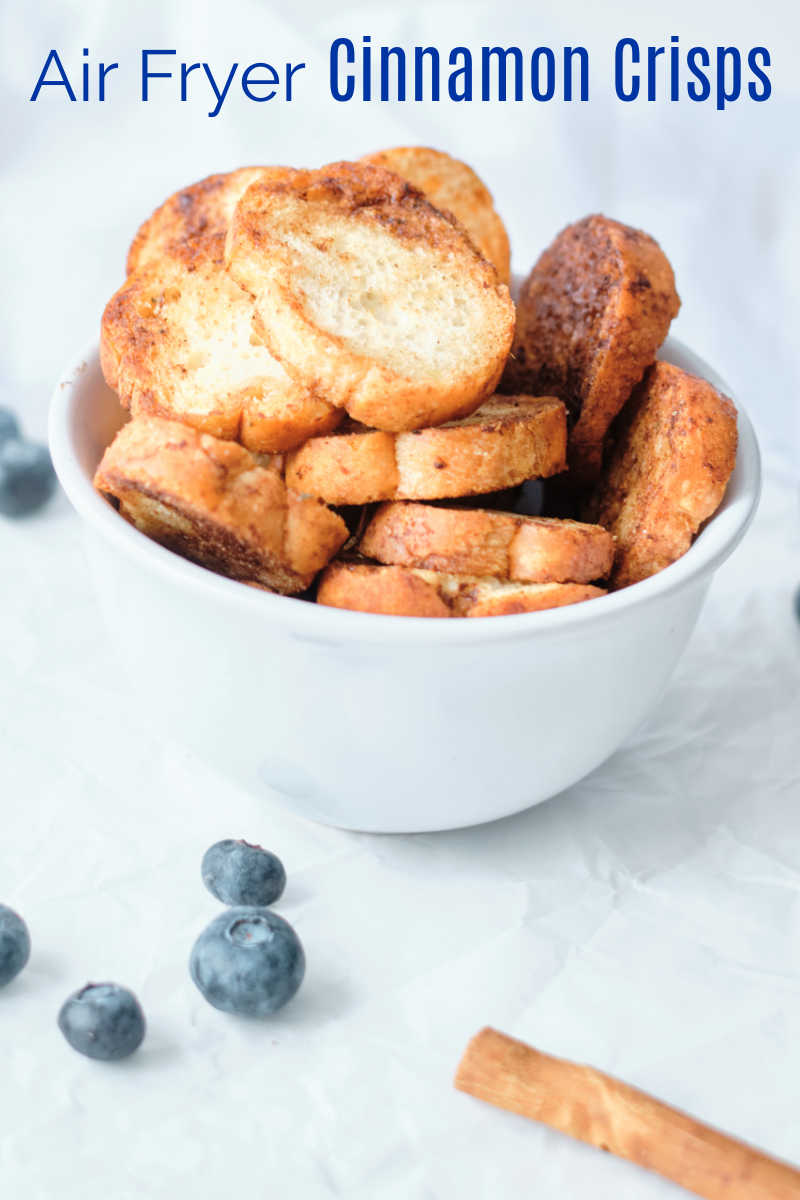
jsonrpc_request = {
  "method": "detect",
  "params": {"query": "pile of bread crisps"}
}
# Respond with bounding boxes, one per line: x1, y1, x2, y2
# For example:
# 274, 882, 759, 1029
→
94, 147, 738, 617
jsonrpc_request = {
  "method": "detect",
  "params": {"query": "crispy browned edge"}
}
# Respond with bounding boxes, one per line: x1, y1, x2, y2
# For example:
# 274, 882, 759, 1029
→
458, 581, 606, 617
126, 167, 286, 275
360, 146, 511, 283
316, 562, 452, 617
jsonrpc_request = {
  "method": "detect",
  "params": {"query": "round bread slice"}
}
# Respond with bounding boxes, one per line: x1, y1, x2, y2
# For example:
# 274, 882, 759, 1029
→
285, 395, 566, 506
127, 167, 291, 275
94, 417, 347, 593
226, 161, 515, 432
360, 146, 511, 283
503, 214, 680, 482
360, 503, 614, 583
316, 562, 605, 618
584, 361, 737, 588
102, 234, 341, 453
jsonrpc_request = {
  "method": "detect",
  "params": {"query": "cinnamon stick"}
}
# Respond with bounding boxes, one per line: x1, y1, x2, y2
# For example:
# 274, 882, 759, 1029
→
454, 1028, 800, 1200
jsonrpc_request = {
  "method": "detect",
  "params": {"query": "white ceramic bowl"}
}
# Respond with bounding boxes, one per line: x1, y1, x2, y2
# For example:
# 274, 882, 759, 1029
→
49, 339, 760, 832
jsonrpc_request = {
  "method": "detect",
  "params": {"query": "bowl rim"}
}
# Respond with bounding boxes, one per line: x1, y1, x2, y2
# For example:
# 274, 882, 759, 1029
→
49, 336, 761, 646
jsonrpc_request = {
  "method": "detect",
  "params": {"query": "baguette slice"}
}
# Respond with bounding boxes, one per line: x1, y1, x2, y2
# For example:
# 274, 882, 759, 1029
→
584, 361, 737, 588
318, 562, 452, 618
94, 417, 347, 593
360, 146, 511, 283
360, 503, 613, 583
126, 167, 286, 275
317, 562, 605, 618
503, 214, 680, 482
455, 579, 606, 617
102, 234, 341, 453
226, 161, 515, 432
285, 396, 566, 506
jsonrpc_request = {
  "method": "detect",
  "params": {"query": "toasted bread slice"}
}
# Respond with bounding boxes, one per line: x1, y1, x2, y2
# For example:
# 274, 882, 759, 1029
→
584, 362, 737, 588
317, 562, 605, 617
102, 234, 341, 453
504, 215, 680, 482
226, 161, 515, 431
285, 395, 566, 505
360, 146, 511, 283
317, 562, 452, 618
360, 503, 613, 583
452, 578, 606, 617
126, 167, 290, 275
94, 417, 347, 593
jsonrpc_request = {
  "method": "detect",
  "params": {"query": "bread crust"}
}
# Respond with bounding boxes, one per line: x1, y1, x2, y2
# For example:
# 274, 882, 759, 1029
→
102, 234, 341, 453
584, 361, 738, 587
455, 579, 606, 617
94, 417, 347, 593
360, 503, 613, 583
226, 160, 515, 432
317, 562, 605, 617
285, 395, 567, 505
316, 562, 452, 618
126, 167, 288, 275
504, 214, 680, 481
360, 146, 511, 283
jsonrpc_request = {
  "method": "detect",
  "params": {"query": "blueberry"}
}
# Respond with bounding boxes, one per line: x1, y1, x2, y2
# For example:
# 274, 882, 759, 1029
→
201, 839, 286, 907
0, 408, 20, 446
0, 440, 57, 517
58, 982, 146, 1061
0, 905, 30, 986
190, 907, 304, 1016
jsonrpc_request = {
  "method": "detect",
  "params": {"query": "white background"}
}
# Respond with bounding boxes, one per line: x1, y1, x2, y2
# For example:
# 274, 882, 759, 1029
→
1, 2, 799, 1197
